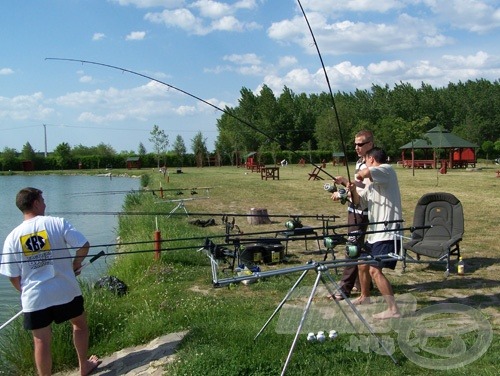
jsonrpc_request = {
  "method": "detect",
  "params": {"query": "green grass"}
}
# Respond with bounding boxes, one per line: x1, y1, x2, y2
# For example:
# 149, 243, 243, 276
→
0, 163, 498, 375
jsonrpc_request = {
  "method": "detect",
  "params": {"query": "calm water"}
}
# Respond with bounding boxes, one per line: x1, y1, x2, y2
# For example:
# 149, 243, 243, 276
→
0, 174, 139, 325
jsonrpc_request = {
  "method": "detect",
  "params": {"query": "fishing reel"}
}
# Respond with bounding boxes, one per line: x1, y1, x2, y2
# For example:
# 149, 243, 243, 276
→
324, 183, 348, 204
345, 231, 363, 258
323, 234, 345, 249
285, 217, 303, 230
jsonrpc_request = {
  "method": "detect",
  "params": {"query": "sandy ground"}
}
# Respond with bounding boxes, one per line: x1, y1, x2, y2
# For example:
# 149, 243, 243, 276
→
53, 331, 188, 376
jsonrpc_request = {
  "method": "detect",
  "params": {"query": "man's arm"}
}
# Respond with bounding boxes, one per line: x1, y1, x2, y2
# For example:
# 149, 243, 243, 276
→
73, 241, 90, 275
9, 276, 22, 292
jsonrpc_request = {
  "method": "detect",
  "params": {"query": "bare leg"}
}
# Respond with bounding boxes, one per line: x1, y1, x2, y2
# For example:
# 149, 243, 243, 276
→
32, 326, 52, 376
352, 263, 371, 305
70, 313, 100, 376
369, 266, 400, 319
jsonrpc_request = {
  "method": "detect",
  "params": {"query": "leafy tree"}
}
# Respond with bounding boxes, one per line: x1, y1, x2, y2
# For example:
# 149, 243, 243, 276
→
94, 143, 116, 156
138, 142, 146, 156
494, 140, 500, 156
53, 142, 72, 169
149, 124, 169, 168
72, 144, 92, 156
172, 135, 187, 167
481, 141, 495, 160
21, 142, 36, 161
1, 147, 18, 171
191, 131, 208, 167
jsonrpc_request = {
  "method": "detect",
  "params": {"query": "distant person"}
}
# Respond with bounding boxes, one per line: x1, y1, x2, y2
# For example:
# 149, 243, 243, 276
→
330, 130, 373, 300
337, 148, 402, 319
0, 187, 101, 376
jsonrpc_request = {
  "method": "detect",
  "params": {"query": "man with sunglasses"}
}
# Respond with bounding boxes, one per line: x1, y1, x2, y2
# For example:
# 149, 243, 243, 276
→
330, 130, 373, 300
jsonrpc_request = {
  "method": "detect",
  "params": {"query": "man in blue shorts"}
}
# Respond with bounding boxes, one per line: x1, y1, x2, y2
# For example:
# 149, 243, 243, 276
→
0, 187, 100, 375
337, 147, 402, 319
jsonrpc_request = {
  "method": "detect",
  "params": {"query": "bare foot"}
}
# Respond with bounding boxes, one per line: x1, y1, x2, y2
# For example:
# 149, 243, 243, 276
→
81, 355, 101, 376
352, 297, 371, 305
373, 310, 401, 320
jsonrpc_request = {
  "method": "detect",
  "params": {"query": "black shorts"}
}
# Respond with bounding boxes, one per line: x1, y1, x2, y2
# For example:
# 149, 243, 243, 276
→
23, 295, 84, 330
362, 241, 398, 270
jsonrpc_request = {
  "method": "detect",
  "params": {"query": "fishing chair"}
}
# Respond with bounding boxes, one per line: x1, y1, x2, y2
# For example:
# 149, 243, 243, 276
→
402, 192, 463, 277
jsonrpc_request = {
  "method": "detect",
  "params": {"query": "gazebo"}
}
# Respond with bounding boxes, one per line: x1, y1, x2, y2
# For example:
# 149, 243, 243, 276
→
400, 126, 479, 169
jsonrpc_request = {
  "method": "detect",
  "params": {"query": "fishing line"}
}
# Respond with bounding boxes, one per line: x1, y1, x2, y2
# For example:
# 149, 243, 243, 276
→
45, 57, 337, 181
296, 0, 352, 183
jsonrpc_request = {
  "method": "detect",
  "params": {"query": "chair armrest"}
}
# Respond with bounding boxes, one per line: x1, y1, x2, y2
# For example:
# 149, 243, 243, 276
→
443, 236, 462, 250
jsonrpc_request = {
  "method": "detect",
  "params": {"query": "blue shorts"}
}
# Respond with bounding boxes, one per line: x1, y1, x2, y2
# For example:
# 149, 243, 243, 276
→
23, 295, 84, 330
362, 241, 398, 270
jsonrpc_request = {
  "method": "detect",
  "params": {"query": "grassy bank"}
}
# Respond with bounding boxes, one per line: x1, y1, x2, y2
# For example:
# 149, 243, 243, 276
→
1, 163, 498, 375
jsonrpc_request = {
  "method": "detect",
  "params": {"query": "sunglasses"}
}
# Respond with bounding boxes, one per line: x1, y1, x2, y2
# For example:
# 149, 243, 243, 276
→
354, 141, 371, 147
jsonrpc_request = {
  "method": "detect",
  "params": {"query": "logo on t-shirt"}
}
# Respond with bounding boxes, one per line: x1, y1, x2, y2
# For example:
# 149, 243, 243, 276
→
20, 230, 52, 255
20, 230, 53, 269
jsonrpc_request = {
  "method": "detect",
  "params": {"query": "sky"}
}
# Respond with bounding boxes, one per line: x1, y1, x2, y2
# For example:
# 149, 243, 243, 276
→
1, 0, 499, 154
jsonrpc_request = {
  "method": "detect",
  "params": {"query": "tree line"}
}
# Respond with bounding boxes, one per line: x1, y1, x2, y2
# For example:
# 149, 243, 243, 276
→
215, 79, 500, 163
0, 129, 210, 172
2, 79, 499, 171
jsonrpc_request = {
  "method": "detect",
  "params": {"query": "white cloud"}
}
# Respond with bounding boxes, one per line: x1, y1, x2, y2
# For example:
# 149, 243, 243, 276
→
79, 75, 93, 83
110, 0, 184, 8
423, 0, 500, 33
145, 9, 208, 35
126, 31, 147, 40
92, 33, 106, 41
145, 1, 261, 35
191, 0, 232, 18
368, 60, 405, 75
0, 92, 54, 121
300, 0, 403, 14
0, 68, 14, 75
223, 53, 261, 65
278, 56, 298, 68
268, 11, 452, 55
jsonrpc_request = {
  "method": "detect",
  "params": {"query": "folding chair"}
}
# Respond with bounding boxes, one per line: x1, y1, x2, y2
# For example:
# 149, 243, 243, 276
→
402, 192, 463, 277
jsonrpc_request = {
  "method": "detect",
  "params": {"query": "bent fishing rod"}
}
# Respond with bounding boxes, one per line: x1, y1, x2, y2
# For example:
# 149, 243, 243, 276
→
0, 250, 105, 331
45, 57, 339, 182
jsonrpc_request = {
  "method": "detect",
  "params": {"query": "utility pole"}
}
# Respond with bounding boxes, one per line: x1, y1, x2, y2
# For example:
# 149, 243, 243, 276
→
43, 124, 47, 157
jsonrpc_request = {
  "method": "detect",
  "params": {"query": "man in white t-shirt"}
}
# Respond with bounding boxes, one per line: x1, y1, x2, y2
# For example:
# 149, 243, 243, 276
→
0, 187, 100, 375
337, 148, 402, 319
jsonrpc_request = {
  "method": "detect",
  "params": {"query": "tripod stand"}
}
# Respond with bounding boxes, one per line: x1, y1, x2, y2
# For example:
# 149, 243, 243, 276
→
166, 199, 189, 218
254, 260, 398, 376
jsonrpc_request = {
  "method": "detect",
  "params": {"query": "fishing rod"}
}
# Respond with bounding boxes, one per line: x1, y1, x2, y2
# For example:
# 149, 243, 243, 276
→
45, 57, 339, 182
66, 187, 213, 196
0, 250, 105, 331
49, 210, 340, 220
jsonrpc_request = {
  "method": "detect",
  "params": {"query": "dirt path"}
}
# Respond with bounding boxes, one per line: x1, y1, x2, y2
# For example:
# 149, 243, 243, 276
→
54, 331, 188, 376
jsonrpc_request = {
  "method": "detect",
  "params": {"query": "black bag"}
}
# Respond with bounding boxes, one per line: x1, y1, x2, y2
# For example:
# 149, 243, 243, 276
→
94, 276, 128, 296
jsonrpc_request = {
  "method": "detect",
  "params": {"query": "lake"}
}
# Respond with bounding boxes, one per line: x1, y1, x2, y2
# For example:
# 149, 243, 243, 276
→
0, 174, 139, 326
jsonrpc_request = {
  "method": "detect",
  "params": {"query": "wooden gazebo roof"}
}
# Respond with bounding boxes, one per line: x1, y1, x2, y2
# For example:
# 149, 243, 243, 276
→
400, 126, 479, 149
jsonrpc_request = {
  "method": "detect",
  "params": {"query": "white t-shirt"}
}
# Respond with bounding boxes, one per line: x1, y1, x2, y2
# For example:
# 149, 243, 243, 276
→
358, 164, 402, 244
0, 216, 88, 312
349, 158, 370, 215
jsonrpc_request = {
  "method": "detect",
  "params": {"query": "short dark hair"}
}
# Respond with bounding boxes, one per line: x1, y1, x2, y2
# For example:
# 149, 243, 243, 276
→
355, 130, 374, 143
16, 187, 43, 213
365, 147, 387, 164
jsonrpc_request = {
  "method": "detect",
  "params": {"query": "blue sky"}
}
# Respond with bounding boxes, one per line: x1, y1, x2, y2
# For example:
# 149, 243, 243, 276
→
1, 0, 499, 154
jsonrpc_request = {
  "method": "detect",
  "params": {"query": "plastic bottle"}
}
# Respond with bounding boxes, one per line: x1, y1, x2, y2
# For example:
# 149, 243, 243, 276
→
457, 257, 465, 276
